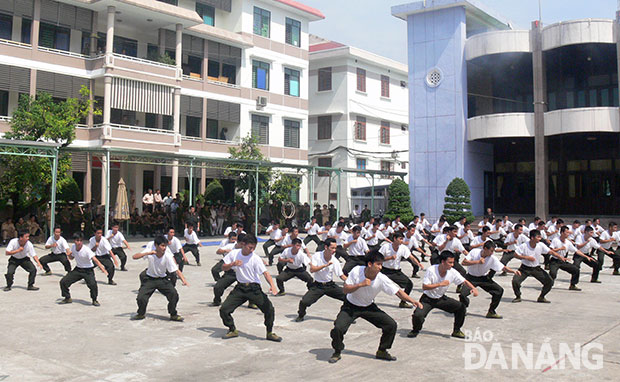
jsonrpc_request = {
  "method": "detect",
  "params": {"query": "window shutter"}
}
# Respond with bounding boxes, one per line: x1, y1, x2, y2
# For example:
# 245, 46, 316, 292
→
285, 22, 292, 45
0, 65, 10, 91
36, 70, 54, 94
54, 73, 72, 98
284, 123, 290, 147
0, 0, 14, 13
75, 7, 92, 31
71, 76, 88, 98
180, 95, 190, 116
40, 0, 58, 24
58, 3, 75, 28
207, 99, 219, 120
284, 72, 290, 95
15, 0, 33, 17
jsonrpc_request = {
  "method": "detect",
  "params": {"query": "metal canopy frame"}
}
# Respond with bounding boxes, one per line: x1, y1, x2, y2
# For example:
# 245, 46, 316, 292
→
0, 139, 61, 232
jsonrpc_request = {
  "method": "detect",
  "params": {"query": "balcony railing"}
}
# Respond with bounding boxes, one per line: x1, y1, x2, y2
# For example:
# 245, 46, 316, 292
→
182, 135, 240, 145
93, 123, 174, 135
183, 74, 203, 81
207, 78, 240, 89
0, 38, 31, 49
38, 46, 91, 59
113, 53, 176, 70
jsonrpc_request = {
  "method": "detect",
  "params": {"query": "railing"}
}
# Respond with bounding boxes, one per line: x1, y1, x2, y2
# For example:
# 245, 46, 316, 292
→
183, 74, 203, 81
0, 38, 31, 49
181, 135, 202, 141
207, 78, 240, 89
37, 46, 91, 59
0, 116, 12, 123
182, 135, 240, 145
97, 123, 175, 135
113, 53, 177, 70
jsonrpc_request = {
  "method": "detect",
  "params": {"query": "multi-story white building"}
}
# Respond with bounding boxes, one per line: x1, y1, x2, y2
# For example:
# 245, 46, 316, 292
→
308, 35, 409, 217
0, 0, 323, 206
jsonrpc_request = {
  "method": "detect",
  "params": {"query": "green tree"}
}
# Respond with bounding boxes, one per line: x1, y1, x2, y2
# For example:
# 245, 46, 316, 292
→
205, 179, 225, 203
384, 178, 414, 223
57, 176, 82, 203
442, 177, 475, 224
0, 87, 94, 218
227, 134, 271, 205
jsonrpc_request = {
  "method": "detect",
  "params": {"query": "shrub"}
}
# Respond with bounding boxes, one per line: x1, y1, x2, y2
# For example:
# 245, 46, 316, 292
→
442, 177, 475, 224
384, 178, 414, 223
205, 179, 225, 203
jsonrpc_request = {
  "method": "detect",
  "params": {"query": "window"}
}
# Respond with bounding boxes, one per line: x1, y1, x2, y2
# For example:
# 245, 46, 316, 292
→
207, 59, 236, 84
401, 162, 407, 169
206, 119, 218, 139
252, 60, 270, 90
39, 23, 70, 51
0, 90, 8, 116
317, 115, 332, 140
381, 161, 394, 179
21, 18, 31, 44
285, 17, 301, 47
0, 13, 11, 40
318, 157, 332, 177
221, 63, 236, 84
184, 55, 202, 77
380, 121, 390, 144
284, 119, 300, 148
253, 7, 270, 37
356, 158, 367, 177
185, 116, 201, 137
196, 3, 215, 26
251, 114, 269, 144
356, 68, 366, 92
284, 68, 300, 97
318, 67, 332, 91
147, 44, 159, 61
114, 35, 138, 57
355, 116, 366, 141
381, 75, 390, 98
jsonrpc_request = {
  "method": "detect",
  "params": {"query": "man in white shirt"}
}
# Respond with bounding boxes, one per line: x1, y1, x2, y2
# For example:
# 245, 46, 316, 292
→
528, 217, 542, 232
391, 216, 406, 233
328, 222, 350, 261
303, 217, 321, 248
431, 226, 467, 278
575, 226, 612, 283
165, 227, 187, 287
90, 228, 118, 285
268, 226, 288, 266
549, 225, 589, 291
316, 223, 332, 252
212, 232, 238, 282
328, 250, 422, 363
295, 238, 347, 322
511, 229, 560, 303
409, 251, 478, 339
499, 223, 529, 275
275, 238, 312, 295
219, 234, 282, 342
276, 227, 309, 273
379, 219, 395, 239
183, 222, 203, 266
457, 221, 475, 252
263, 221, 279, 257
404, 224, 428, 278
380, 233, 421, 308
131, 235, 188, 321
210, 232, 242, 306
596, 222, 620, 274
40, 227, 71, 274
477, 216, 492, 233
4, 230, 42, 291
454, 216, 467, 231
503, 215, 514, 233
459, 241, 520, 319
142, 189, 154, 213
107, 222, 131, 271
470, 226, 493, 250
59, 232, 108, 306
365, 221, 387, 252
431, 216, 448, 238
342, 226, 370, 275
518, 218, 530, 237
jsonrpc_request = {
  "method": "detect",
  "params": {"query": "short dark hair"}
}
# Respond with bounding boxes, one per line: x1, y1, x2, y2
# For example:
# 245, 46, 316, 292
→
514, 223, 523, 230
72, 232, 84, 240
186, 222, 194, 228
167, 226, 175, 232
483, 241, 496, 250
352, 226, 362, 233
439, 251, 455, 262
529, 229, 541, 239
584, 226, 594, 233
481, 226, 490, 233
337, 222, 345, 228
609, 221, 617, 227
557, 219, 564, 225
237, 233, 246, 243
393, 232, 404, 239
240, 234, 257, 245
53, 226, 61, 232
228, 232, 238, 239
365, 249, 385, 265
560, 226, 570, 234
291, 238, 302, 245
154, 235, 167, 246
324, 238, 337, 248
111, 221, 119, 227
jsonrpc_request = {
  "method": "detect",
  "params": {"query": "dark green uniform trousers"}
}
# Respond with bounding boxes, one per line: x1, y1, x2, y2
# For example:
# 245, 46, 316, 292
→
298, 281, 345, 318
60, 267, 97, 300
136, 275, 179, 316
213, 270, 237, 304
41, 252, 71, 273
219, 283, 275, 332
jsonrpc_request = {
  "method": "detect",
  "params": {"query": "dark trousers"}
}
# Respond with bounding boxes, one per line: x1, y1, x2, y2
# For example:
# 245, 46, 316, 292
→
412, 294, 466, 333
60, 267, 97, 300
430, 249, 440, 265
40, 252, 71, 273
343, 256, 366, 276
597, 248, 620, 271
276, 266, 312, 293
269, 246, 284, 265
211, 259, 224, 281
173, 252, 184, 272
381, 268, 413, 295
303, 234, 322, 247
452, 253, 467, 277
573, 256, 600, 281
219, 283, 275, 332
335, 246, 350, 262
512, 265, 553, 298
96, 255, 114, 282
459, 274, 503, 313
112, 247, 127, 269
183, 244, 200, 264
549, 259, 580, 285
298, 281, 345, 317
406, 254, 421, 275
500, 251, 515, 266
263, 239, 275, 257
5, 257, 36, 287
317, 241, 326, 252
213, 270, 237, 304
330, 300, 397, 353
137, 275, 179, 316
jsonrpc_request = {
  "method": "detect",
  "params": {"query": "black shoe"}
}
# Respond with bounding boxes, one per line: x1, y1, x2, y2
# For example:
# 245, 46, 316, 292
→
92, 300, 100, 307
375, 350, 397, 361
266, 332, 282, 342
59, 298, 72, 304
537, 297, 550, 303
3, 286, 11, 291
120, 267, 128, 271
170, 315, 184, 322
407, 330, 419, 338
294, 315, 304, 322
328, 352, 341, 363
569, 285, 581, 291
276, 291, 286, 296
512, 297, 522, 303
131, 314, 145, 320
451, 330, 466, 339
196, 262, 201, 267
27, 285, 39, 291
108, 280, 117, 285
411, 273, 420, 278
210, 301, 221, 307
590, 280, 602, 284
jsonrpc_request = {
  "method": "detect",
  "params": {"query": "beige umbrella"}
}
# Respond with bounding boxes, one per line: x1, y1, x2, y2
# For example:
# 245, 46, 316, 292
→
114, 178, 130, 221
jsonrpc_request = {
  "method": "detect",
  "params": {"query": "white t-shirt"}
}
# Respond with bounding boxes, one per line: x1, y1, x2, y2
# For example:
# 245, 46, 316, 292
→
550, 237, 577, 259
575, 234, 600, 254
465, 249, 504, 277
311, 252, 343, 283
379, 224, 394, 237
546, 224, 559, 241
319, 226, 330, 241
106, 230, 126, 248
612, 232, 620, 248
346, 235, 369, 257
423, 264, 465, 299
431, 222, 448, 233
489, 226, 506, 240
167, 236, 183, 254
458, 227, 475, 244
404, 234, 420, 250
280, 247, 310, 269
305, 222, 319, 235
143, 246, 178, 278
273, 229, 284, 246
223, 249, 267, 284
328, 228, 348, 246
504, 232, 528, 251
471, 235, 492, 247
504, 220, 514, 232
599, 230, 613, 250
528, 223, 538, 232
379, 242, 411, 270
433, 235, 466, 254
45, 236, 70, 255
345, 266, 399, 307
70, 244, 96, 268
365, 228, 386, 246
89, 236, 112, 257
184, 230, 200, 245
281, 235, 307, 249
223, 226, 233, 236
515, 241, 550, 267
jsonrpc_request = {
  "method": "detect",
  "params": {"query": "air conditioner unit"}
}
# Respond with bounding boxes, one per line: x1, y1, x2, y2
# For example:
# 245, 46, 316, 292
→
257, 96, 268, 108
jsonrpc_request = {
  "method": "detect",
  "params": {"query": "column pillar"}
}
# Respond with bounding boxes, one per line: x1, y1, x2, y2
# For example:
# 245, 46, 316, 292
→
154, 165, 162, 190
105, 6, 115, 56
156, 29, 166, 129
103, 76, 112, 124
173, 23, 182, 139
100, 154, 108, 206
90, 11, 98, 56
175, 23, 182, 75
532, 21, 548, 220
84, 153, 92, 203
32, 0, 40, 50
172, 161, 179, 196
200, 167, 206, 194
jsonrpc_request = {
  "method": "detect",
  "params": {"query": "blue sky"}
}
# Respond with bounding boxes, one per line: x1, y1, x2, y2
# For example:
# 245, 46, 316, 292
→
303, 0, 617, 63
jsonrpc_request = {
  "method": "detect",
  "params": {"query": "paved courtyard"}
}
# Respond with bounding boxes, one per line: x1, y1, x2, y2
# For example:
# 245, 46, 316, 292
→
0, 236, 619, 381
